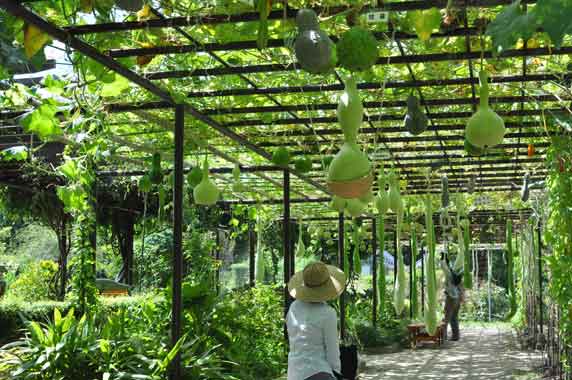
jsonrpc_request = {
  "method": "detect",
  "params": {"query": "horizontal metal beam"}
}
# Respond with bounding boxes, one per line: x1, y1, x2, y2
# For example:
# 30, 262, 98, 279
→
63, 0, 535, 35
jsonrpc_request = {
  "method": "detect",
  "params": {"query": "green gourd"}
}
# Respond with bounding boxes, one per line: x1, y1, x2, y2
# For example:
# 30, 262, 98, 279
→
424, 197, 438, 336
336, 76, 363, 142
462, 219, 473, 289
328, 142, 371, 183
352, 224, 362, 276
359, 189, 374, 204
255, 216, 266, 283
388, 172, 403, 214
343, 233, 350, 279
346, 198, 367, 217
464, 139, 486, 156
187, 167, 203, 188
441, 174, 449, 208
404, 95, 428, 135
410, 226, 419, 319
393, 212, 406, 315
294, 9, 337, 74
453, 227, 465, 273
321, 155, 334, 170
330, 196, 347, 213
377, 215, 386, 317
465, 70, 506, 149
296, 222, 306, 257
336, 26, 379, 72
193, 158, 220, 206
138, 174, 152, 193
294, 156, 313, 173
375, 171, 390, 214
232, 163, 246, 192
505, 219, 517, 320
272, 147, 290, 167
149, 153, 163, 185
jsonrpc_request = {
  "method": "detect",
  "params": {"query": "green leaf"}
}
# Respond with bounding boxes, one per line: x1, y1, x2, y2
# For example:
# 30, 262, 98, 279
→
486, 0, 535, 53
0, 146, 28, 161
408, 8, 441, 41
100, 73, 130, 97
531, 0, 572, 48
19, 103, 62, 140
43, 74, 65, 95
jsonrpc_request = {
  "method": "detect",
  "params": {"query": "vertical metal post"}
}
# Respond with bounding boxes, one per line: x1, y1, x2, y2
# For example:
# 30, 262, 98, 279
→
393, 230, 398, 283
283, 170, 291, 340
170, 105, 184, 380
338, 213, 346, 341
372, 217, 378, 327
290, 220, 295, 278
249, 223, 256, 287
538, 223, 544, 334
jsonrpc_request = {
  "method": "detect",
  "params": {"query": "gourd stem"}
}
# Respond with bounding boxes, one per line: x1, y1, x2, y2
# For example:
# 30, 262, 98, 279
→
479, 70, 489, 108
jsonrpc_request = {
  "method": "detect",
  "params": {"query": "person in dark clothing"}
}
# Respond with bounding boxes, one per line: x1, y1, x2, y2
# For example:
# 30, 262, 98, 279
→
440, 252, 464, 341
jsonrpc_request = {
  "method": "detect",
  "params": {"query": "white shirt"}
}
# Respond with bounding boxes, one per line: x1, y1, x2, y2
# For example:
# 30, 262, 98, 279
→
286, 300, 341, 380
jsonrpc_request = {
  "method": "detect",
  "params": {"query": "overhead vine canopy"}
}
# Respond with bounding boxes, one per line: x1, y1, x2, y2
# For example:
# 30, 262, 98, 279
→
0, 0, 567, 220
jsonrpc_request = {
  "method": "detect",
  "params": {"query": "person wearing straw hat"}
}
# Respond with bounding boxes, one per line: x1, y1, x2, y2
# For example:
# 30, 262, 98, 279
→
287, 261, 347, 380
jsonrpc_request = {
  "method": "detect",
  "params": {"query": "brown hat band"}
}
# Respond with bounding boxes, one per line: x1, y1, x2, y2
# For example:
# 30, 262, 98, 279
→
305, 276, 331, 288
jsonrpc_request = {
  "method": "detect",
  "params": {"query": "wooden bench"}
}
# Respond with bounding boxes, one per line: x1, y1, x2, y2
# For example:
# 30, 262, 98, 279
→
407, 322, 446, 348
100, 288, 129, 297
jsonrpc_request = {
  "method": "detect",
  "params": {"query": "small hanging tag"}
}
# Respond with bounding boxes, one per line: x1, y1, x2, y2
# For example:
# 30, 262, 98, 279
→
362, 10, 388, 24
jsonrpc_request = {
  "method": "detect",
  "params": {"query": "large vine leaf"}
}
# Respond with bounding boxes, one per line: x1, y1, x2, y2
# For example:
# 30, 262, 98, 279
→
486, 1, 535, 54
408, 8, 441, 41
531, 0, 572, 48
23, 24, 51, 58
19, 103, 62, 140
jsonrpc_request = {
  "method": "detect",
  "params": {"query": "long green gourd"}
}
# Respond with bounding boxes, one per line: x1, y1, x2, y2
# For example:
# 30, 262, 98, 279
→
296, 221, 306, 257
462, 220, 473, 289
505, 219, 517, 320
255, 216, 265, 283
377, 215, 386, 318
424, 197, 438, 336
411, 225, 418, 319
393, 209, 406, 315
352, 223, 362, 276
344, 231, 350, 278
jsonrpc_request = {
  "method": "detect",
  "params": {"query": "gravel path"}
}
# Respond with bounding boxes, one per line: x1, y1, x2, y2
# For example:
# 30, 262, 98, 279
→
359, 327, 543, 380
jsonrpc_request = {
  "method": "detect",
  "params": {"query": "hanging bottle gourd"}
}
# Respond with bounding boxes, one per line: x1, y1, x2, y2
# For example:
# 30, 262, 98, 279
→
327, 76, 372, 199
296, 221, 306, 257
393, 209, 406, 315
403, 94, 428, 135
255, 216, 266, 283
388, 172, 403, 214
187, 165, 202, 188
377, 216, 386, 318
232, 163, 246, 193
462, 219, 473, 289
193, 157, 220, 206
294, 156, 313, 173
505, 219, 517, 320
352, 223, 362, 276
149, 153, 163, 185
294, 9, 337, 74
441, 174, 449, 208
410, 224, 419, 319
424, 197, 439, 336
375, 168, 390, 215
465, 70, 506, 149
343, 232, 350, 278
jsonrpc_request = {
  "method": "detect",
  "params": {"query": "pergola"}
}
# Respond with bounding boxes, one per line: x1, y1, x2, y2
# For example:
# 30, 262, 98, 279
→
0, 0, 555, 378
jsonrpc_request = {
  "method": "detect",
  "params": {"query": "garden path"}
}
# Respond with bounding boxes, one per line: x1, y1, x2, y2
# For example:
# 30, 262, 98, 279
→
359, 326, 543, 380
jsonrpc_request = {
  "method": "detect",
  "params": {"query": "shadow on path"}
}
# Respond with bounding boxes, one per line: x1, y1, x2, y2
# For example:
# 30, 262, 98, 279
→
360, 327, 542, 380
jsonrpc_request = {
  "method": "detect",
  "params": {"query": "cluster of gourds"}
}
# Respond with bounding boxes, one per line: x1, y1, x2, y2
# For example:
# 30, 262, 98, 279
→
294, 9, 378, 75
328, 77, 373, 216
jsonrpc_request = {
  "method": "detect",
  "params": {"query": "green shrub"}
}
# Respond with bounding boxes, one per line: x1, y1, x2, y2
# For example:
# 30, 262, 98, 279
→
461, 283, 510, 321
5, 260, 58, 301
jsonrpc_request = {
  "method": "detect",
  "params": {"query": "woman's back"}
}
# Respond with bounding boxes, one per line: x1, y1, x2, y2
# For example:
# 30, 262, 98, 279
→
286, 300, 340, 380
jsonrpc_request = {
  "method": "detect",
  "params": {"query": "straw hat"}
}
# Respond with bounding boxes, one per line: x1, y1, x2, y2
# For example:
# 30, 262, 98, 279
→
288, 262, 347, 302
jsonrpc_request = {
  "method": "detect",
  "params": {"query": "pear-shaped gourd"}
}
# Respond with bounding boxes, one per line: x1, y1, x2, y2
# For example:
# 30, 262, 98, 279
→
346, 198, 366, 217
232, 163, 246, 192
388, 173, 403, 214
375, 172, 390, 214
403, 95, 428, 135
465, 70, 506, 149
187, 167, 203, 188
294, 156, 313, 173
193, 158, 220, 206
294, 9, 336, 74
328, 142, 371, 183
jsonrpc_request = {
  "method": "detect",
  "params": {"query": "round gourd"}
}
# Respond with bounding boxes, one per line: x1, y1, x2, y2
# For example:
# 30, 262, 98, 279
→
465, 71, 506, 148
337, 76, 363, 142
294, 9, 337, 74
272, 147, 290, 167
346, 198, 366, 217
330, 196, 347, 212
294, 156, 313, 173
327, 142, 371, 182
193, 158, 220, 206
464, 139, 486, 156
187, 167, 202, 188
336, 26, 379, 72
